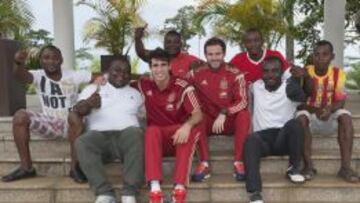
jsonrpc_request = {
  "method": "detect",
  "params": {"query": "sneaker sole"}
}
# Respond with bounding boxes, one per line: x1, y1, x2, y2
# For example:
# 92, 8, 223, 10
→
286, 174, 305, 184
194, 173, 211, 182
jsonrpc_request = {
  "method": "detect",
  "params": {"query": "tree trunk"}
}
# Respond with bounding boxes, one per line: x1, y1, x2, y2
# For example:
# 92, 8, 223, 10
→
285, 3, 295, 62
286, 35, 294, 62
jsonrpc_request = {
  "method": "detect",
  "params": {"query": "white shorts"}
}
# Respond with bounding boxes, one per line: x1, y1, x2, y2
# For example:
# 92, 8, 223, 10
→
27, 110, 67, 139
295, 109, 351, 135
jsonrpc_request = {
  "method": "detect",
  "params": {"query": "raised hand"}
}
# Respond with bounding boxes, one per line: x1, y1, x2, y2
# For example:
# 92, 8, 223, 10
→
14, 50, 29, 66
135, 24, 147, 40
289, 63, 305, 79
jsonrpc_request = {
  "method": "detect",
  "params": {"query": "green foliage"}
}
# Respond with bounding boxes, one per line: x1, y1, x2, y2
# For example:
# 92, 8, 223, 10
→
77, 0, 146, 55
160, 6, 205, 51
346, 62, 360, 90
0, 0, 34, 39
193, 0, 287, 49
90, 57, 101, 73
283, 0, 360, 60
130, 57, 140, 74
20, 28, 54, 70
26, 84, 36, 94
22, 29, 53, 47
75, 47, 95, 70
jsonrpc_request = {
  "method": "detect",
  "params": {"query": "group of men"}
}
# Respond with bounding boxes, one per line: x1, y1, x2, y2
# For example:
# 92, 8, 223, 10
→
1, 27, 357, 203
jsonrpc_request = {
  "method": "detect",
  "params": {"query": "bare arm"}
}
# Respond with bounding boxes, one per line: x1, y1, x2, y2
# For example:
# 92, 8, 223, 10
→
135, 27, 151, 62
13, 50, 33, 84
72, 87, 101, 117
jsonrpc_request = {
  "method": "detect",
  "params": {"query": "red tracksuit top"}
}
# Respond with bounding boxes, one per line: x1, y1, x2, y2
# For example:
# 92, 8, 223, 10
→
188, 64, 247, 118
135, 76, 201, 126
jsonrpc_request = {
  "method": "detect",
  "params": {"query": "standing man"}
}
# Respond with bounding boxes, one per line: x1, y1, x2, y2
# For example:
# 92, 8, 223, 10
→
70, 56, 144, 203
1, 45, 95, 183
296, 40, 358, 182
133, 48, 203, 203
244, 56, 305, 203
135, 27, 201, 78
230, 28, 289, 85
188, 37, 250, 182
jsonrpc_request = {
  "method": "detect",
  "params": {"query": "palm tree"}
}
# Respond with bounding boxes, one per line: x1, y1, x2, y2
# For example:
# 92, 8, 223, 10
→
77, 0, 146, 55
193, 0, 287, 50
0, 0, 34, 39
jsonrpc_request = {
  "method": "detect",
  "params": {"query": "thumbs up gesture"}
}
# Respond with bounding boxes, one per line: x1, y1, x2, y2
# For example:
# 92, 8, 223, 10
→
87, 85, 101, 109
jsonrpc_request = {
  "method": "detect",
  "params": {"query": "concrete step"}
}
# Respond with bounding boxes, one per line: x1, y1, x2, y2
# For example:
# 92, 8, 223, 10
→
2, 132, 360, 157
1, 114, 360, 133
0, 174, 359, 202
1, 150, 359, 178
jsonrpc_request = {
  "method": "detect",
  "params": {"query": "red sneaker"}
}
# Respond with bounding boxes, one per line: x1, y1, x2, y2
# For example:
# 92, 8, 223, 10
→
191, 162, 211, 182
148, 191, 164, 203
172, 188, 187, 203
234, 161, 245, 181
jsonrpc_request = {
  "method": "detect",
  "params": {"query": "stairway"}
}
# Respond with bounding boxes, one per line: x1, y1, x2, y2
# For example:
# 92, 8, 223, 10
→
0, 94, 360, 203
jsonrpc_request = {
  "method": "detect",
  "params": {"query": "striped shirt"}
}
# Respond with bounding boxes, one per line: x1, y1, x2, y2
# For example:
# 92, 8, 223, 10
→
306, 65, 346, 108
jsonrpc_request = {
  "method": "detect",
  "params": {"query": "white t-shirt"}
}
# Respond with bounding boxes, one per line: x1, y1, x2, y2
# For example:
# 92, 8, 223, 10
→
30, 69, 92, 121
252, 80, 299, 132
78, 83, 143, 131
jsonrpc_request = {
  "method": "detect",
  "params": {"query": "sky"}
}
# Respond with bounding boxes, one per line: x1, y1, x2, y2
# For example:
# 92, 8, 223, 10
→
27, 0, 359, 72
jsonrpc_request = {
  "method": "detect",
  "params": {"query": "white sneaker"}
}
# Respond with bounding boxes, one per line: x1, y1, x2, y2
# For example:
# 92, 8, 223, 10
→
121, 195, 136, 203
95, 195, 117, 203
249, 192, 264, 203
250, 200, 264, 203
287, 166, 305, 183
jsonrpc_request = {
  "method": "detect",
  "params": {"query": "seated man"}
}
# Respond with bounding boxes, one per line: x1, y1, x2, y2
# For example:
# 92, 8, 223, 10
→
187, 37, 250, 182
244, 56, 305, 203
132, 48, 203, 203
296, 40, 359, 182
69, 56, 144, 203
2, 45, 97, 183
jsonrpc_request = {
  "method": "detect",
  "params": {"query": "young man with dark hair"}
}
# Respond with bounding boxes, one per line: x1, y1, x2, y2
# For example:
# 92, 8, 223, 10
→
188, 37, 250, 182
135, 27, 201, 78
1, 45, 101, 183
132, 48, 203, 202
244, 56, 305, 203
230, 28, 289, 85
69, 56, 144, 203
296, 40, 358, 182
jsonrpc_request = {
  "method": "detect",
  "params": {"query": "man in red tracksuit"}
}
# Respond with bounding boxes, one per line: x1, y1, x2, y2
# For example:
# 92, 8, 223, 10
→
188, 37, 250, 182
133, 48, 203, 203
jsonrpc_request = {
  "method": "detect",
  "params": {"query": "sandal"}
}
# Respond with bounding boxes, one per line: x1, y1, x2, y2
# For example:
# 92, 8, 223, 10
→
69, 163, 87, 183
337, 167, 359, 183
301, 167, 317, 181
1, 167, 36, 182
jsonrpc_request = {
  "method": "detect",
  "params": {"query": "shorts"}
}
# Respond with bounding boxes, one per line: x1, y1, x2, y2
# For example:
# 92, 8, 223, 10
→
295, 109, 351, 135
27, 110, 67, 139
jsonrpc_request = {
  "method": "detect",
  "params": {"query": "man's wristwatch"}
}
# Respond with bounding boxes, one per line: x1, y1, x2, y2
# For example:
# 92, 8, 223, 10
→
220, 109, 228, 115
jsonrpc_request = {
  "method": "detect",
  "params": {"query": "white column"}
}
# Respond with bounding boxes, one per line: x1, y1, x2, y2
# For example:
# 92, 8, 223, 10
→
52, 0, 75, 70
324, 0, 346, 68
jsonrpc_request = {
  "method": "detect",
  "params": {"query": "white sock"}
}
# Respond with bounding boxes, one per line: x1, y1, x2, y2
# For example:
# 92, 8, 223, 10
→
234, 161, 243, 165
150, 180, 161, 192
121, 196, 136, 203
174, 184, 185, 190
201, 161, 209, 167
